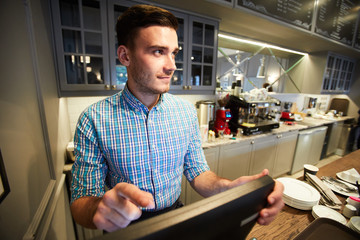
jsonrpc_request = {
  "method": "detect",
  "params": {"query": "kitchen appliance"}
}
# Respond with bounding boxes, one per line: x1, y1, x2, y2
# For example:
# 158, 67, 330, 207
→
304, 97, 318, 116
281, 102, 295, 121
195, 100, 215, 130
225, 95, 280, 136
290, 126, 328, 174
214, 107, 231, 137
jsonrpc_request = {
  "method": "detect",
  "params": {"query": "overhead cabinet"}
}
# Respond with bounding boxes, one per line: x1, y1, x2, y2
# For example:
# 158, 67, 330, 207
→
51, 0, 219, 96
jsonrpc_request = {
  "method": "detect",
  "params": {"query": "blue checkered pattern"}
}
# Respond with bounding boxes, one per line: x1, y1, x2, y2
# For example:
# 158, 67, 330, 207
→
71, 85, 209, 210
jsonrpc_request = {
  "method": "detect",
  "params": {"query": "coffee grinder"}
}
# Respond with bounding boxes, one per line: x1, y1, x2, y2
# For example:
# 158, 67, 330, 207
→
280, 102, 295, 121
214, 107, 231, 137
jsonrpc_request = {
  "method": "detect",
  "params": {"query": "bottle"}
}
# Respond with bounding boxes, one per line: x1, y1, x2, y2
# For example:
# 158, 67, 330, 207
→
231, 82, 236, 95
234, 74, 243, 97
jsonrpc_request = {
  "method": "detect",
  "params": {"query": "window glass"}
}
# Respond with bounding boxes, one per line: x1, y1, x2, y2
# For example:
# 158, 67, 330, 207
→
60, 0, 80, 27
83, 0, 101, 30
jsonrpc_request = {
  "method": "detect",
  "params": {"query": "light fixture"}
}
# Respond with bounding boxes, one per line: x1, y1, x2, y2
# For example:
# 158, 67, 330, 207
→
257, 56, 266, 78
218, 33, 308, 56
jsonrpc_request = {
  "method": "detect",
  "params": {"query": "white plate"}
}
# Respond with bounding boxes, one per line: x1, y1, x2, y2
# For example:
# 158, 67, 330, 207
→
277, 177, 320, 203
322, 179, 359, 197
348, 216, 360, 233
283, 198, 317, 210
336, 169, 360, 185
312, 205, 347, 225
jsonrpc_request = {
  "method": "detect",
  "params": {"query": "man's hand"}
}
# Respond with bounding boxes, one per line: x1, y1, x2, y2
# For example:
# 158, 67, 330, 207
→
257, 179, 284, 225
228, 169, 284, 226
90, 183, 154, 232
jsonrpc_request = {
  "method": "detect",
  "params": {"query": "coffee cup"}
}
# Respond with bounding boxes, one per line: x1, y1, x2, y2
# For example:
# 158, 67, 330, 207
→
347, 196, 360, 210
343, 204, 357, 218
303, 164, 319, 181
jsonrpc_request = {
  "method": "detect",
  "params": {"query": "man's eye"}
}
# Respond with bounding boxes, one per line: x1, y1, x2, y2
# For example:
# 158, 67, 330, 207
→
154, 50, 163, 55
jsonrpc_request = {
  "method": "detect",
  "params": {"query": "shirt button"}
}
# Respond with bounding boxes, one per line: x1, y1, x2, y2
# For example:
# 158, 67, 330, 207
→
152, 144, 156, 149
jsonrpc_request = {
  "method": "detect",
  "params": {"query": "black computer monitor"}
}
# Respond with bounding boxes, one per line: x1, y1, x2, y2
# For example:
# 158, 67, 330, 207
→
94, 175, 274, 240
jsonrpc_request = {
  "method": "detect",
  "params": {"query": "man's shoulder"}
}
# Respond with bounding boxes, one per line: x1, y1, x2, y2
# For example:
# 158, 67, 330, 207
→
162, 93, 194, 110
81, 92, 121, 116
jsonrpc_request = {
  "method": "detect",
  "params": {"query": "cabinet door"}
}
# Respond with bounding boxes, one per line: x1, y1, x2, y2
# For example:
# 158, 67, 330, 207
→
218, 140, 252, 180
186, 16, 218, 91
185, 147, 219, 204
326, 121, 344, 156
273, 131, 298, 177
249, 135, 277, 176
108, 0, 134, 90
52, 0, 110, 92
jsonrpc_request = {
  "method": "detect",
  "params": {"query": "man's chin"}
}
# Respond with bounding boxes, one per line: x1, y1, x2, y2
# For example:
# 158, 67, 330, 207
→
149, 86, 170, 95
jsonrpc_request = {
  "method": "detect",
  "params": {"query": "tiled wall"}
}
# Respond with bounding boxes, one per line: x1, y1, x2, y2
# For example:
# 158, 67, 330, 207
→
66, 94, 215, 138
66, 92, 358, 139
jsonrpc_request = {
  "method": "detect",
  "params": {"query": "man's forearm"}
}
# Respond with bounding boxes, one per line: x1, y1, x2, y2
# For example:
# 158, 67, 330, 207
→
190, 171, 231, 197
71, 196, 102, 229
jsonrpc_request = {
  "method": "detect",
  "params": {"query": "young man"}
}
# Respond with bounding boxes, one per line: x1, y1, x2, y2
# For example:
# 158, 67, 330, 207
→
70, 4, 284, 233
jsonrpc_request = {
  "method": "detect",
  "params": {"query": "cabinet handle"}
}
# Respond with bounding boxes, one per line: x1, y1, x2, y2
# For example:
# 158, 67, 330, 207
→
251, 140, 255, 144
183, 86, 188, 90
111, 85, 117, 90
277, 134, 282, 138
188, 86, 192, 90
104, 85, 110, 90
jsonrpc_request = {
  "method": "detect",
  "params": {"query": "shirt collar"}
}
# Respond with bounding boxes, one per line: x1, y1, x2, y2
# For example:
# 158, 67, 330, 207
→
122, 84, 165, 113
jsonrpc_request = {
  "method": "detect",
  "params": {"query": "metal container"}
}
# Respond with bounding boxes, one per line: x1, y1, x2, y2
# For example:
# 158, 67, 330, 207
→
195, 100, 215, 126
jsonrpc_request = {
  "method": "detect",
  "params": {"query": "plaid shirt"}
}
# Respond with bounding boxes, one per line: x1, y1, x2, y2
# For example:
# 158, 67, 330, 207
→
71, 85, 209, 210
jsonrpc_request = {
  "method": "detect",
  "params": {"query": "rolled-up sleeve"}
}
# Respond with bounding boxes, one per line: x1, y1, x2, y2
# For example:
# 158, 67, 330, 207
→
70, 110, 108, 203
183, 107, 210, 182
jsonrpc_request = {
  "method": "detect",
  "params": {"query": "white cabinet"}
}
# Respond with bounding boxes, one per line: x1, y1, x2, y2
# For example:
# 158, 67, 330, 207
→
217, 140, 252, 180
249, 135, 277, 176
183, 147, 219, 204
182, 130, 299, 205
273, 131, 298, 177
326, 121, 344, 156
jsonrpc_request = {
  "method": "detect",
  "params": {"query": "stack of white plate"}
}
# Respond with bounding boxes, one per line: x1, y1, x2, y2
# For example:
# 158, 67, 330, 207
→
312, 205, 347, 225
347, 216, 360, 234
277, 177, 320, 210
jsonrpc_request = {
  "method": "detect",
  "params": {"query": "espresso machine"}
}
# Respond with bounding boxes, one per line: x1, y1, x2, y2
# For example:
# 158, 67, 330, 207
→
226, 95, 280, 136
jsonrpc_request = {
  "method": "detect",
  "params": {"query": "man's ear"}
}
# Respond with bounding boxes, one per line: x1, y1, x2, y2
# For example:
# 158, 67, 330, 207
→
117, 45, 130, 66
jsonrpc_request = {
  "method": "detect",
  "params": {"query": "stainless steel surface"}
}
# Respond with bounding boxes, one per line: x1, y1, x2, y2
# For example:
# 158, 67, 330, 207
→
196, 100, 215, 126
290, 126, 328, 174
337, 123, 352, 156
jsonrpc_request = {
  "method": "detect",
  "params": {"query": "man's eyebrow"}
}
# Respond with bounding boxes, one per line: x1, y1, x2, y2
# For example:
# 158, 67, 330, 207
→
148, 45, 180, 53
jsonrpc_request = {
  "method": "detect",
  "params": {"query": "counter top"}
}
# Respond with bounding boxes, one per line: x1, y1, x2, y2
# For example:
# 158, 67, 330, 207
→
298, 116, 353, 127
247, 149, 360, 240
202, 116, 354, 149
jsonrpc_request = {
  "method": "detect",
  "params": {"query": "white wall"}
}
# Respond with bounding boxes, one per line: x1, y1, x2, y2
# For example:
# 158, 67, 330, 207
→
0, 0, 75, 239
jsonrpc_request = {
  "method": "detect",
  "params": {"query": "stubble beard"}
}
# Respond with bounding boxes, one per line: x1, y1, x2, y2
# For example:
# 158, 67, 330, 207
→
130, 64, 171, 95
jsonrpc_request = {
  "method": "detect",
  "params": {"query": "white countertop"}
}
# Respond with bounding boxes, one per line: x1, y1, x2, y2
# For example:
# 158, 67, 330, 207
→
202, 116, 354, 149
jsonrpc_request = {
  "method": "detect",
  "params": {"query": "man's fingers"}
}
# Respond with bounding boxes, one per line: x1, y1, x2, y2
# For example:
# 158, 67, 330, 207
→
229, 169, 269, 188
114, 182, 155, 209
94, 200, 132, 231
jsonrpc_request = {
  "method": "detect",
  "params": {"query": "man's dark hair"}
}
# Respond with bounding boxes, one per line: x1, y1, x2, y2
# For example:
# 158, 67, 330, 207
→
116, 4, 178, 49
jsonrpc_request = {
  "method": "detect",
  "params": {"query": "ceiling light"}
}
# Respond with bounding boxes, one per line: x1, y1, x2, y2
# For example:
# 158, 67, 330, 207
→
218, 33, 308, 56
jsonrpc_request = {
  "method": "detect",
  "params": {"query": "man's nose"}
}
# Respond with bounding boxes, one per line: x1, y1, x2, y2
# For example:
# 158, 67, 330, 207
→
165, 55, 177, 73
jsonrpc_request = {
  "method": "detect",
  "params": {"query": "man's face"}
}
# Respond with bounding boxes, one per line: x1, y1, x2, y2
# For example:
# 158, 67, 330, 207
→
126, 26, 179, 95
